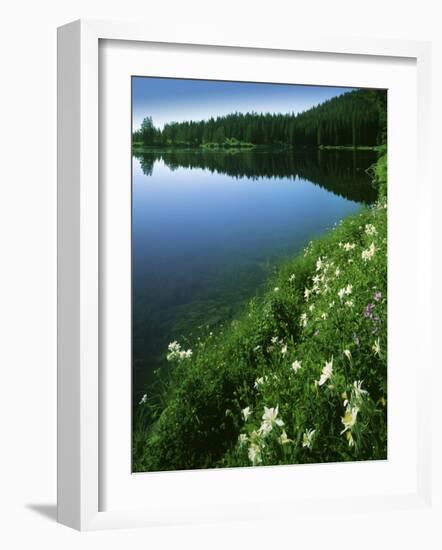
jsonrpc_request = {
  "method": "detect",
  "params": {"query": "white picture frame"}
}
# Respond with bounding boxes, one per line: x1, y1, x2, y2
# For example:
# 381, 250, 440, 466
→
57, 19, 432, 531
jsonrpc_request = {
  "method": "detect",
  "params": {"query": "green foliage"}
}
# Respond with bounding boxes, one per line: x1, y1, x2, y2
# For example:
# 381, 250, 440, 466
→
132, 89, 387, 149
133, 155, 388, 472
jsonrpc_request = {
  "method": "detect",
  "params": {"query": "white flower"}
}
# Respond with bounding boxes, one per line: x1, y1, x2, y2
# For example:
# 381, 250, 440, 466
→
345, 284, 353, 295
238, 433, 248, 447
254, 377, 265, 389
343, 242, 356, 251
341, 406, 359, 434
289, 273, 296, 282
242, 406, 252, 421
352, 380, 368, 402
321, 312, 328, 320
262, 405, 284, 428
338, 287, 346, 300
300, 313, 308, 327
279, 430, 293, 445
345, 299, 354, 308
281, 344, 288, 356
362, 242, 377, 261
304, 287, 311, 301
316, 257, 323, 271
335, 267, 341, 277
302, 428, 316, 449
139, 394, 147, 405
274, 287, 280, 292
258, 421, 273, 437
166, 341, 192, 361
291, 360, 302, 373
365, 224, 378, 236
271, 336, 279, 344
318, 358, 333, 386
248, 443, 262, 465
372, 338, 381, 356
308, 304, 315, 312
344, 349, 352, 362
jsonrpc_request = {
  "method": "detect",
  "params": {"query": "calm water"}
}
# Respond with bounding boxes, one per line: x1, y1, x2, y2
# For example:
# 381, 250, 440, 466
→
132, 148, 377, 401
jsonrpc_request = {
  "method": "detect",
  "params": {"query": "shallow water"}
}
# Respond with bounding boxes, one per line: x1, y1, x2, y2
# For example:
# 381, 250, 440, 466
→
132, 148, 377, 401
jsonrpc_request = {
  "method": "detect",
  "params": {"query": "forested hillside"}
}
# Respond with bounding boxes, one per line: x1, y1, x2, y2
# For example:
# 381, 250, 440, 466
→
133, 89, 387, 148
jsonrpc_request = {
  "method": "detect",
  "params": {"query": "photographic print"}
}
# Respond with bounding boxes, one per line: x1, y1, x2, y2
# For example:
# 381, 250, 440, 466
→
131, 77, 387, 472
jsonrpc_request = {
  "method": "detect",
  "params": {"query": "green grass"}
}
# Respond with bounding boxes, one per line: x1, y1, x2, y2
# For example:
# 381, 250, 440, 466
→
133, 154, 388, 472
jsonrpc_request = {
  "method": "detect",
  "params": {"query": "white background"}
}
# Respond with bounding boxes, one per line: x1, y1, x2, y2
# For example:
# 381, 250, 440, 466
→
0, 0, 441, 548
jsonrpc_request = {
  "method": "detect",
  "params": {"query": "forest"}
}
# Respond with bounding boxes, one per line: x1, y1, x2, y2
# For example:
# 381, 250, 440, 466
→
132, 89, 387, 149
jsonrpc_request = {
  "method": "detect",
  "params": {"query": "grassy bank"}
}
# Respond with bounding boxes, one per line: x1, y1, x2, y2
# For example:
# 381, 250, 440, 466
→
134, 154, 388, 472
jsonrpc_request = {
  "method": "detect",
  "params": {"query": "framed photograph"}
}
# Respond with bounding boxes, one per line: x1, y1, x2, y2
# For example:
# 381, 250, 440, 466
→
57, 19, 432, 530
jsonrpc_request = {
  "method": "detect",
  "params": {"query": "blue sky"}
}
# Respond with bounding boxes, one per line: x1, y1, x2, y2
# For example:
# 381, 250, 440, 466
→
132, 77, 356, 130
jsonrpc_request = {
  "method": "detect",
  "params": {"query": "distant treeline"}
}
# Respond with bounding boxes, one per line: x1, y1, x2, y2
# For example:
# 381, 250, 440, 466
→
133, 89, 387, 149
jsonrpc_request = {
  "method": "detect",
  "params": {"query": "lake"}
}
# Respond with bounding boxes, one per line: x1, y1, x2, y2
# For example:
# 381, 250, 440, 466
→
132, 148, 378, 402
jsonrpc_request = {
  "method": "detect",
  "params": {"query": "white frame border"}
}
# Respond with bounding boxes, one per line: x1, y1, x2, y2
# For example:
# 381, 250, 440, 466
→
57, 19, 432, 531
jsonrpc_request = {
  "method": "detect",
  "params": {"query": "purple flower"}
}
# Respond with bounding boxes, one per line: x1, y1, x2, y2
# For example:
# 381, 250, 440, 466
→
364, 303, 375, 319
374, 291, 382, 302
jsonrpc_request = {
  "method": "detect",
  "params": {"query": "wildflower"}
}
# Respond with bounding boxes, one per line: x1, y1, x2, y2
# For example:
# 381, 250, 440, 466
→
279, 430, 293, 445
271, 336, 279, 344
374, 291, 382, 302
258, 421, 273, 437
364, 303, 375, 319
341, 406, 359, 434
302, 429, 316, 449
139, 394, 147, 405
345, 284, 353, 295
304, 288, 311, 301
289, 273, 296, 282
274, 287, 280, 292
308, 304, 315, 312
254, 377, 265, 389
181, 349, 193, 360
248, 443, 262, 465
338, 287, 346, 300
362, 242, 377, 261
318, 358, 333, 386
335, 267, 341, 277
365, 223, 377, 236
281, 344, 288, 356
300, 313, 308, 327
372, 338, 381, 356
316, 257, 323, 271
242, 406, 252, 421
321, 312, 328, 320
312, 274, 321, 285
291, 360, 302, 373
345, 299, 354, 308
343, 242, 356, 251
343, 349, 352, 362
261, 405, 284, 429
166, 341, 193, 361
238, 433, 248, 447
352, 380, 368, 402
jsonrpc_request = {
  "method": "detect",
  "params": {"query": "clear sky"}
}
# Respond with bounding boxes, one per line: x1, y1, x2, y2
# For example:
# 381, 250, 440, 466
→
132, 77, 356, 131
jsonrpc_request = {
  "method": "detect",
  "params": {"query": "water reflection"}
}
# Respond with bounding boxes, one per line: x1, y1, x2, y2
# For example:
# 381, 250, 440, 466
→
134, 148, 378, 204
